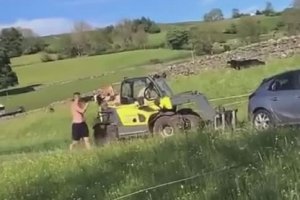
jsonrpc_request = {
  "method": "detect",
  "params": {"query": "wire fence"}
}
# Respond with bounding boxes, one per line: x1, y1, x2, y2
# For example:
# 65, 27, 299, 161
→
0, 92, 251, 121
209, 93, 251, 102
113, 164, 243, 200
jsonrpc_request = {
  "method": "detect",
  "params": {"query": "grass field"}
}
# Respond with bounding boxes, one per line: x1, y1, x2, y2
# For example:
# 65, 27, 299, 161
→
0, 69, 144, 110
0, 127, 299, 200
1, 55, 299, 155
0, 52, 299, 199
11, 54, 42, 67
1, 49, 189, 110
147, 32, 167, 47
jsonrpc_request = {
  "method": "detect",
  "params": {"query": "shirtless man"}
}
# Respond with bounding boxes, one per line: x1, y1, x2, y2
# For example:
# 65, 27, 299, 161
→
70, 92, 91, 150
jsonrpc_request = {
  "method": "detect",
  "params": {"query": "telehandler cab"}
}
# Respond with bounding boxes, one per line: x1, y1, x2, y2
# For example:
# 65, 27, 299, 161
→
93, 73, 237, 144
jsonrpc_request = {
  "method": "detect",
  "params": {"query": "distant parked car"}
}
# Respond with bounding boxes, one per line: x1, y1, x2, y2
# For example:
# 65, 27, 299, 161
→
248, 69, 300, 130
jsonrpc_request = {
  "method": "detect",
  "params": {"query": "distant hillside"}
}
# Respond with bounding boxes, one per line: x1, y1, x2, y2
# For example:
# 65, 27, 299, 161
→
41, 15, 282, 54
159, 15, 280, 31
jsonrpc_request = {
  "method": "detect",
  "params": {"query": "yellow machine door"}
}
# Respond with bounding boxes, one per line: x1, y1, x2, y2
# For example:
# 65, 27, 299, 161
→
115, 77, 160, 136
115, 104, 144, 126
115, 104, 158, 126
114, 104, 157, 136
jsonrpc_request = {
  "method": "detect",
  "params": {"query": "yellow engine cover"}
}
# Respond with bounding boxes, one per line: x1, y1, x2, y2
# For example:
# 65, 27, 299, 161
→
113, 101, 159, 126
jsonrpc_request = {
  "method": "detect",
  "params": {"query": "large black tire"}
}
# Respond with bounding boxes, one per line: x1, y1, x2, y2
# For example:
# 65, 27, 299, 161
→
93, 124, 118, 146
252, 109, 275, 131
153, 115, 180, 138
182, 114, 203, 132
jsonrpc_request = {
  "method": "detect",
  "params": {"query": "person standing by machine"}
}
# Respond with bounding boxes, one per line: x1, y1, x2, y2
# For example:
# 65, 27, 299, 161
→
70, 92, 91, 150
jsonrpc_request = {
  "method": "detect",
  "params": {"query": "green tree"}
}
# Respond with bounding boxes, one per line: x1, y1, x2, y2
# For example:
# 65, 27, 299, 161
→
20, 29, 46, 55
103, 25, 114, 35
0, 28, 24, 57
88, 30, 113, 56
238, 17, 264, 44
255, 10, 263, 15
282, 8, 300, 35
189, 27, 224, 55
132, 17, 161, 34
0, 48, 18, 89
294, 0, 300, 8
263, 1, 275, 16
232, 8, 240, 18
22, 37, 46, 55
71, 21, 93, 56
148, 23, 161, 34
166, 28, 189, 50
204, 8, 224, 22
133, 25, 148, 49
115, 19, 134, 48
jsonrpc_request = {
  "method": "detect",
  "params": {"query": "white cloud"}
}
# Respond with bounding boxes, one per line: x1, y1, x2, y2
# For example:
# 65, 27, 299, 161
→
241, 6, 259, 14
0, 18, 74, 36
0, 18, 112, 36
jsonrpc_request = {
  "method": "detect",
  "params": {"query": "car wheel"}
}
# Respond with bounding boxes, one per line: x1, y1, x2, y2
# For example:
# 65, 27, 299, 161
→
153, 116, 180, 138
253, 109, 274, 131
182, 114, 203, 132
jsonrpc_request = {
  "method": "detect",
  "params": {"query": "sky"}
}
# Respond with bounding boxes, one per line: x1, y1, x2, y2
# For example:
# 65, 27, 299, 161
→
0, 0, 292, 36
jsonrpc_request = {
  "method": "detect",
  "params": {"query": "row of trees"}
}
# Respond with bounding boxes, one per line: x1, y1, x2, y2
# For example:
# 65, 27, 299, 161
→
204, 0, 299, 23
44, 17, 161, 59
0, 16, 161, 60
166, 16, 265, 55
167, 2, 300, 55
232, 2, 279, 19
1, 1, 299, 61
0, 27, 46, 58
204, 1, 280, 22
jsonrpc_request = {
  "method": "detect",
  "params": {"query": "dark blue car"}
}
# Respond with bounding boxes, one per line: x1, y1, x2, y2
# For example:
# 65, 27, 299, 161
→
248, 69, 300, 130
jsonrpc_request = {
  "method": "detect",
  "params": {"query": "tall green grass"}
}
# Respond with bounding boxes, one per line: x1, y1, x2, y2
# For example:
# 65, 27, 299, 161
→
0, 129, 299, 200
0, 103, 99, 156
12, 49, 189, 86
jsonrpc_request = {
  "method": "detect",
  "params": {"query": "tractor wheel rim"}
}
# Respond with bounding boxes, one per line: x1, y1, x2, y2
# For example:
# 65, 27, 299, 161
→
254, 113, 270, 130
161, 126, 174, 137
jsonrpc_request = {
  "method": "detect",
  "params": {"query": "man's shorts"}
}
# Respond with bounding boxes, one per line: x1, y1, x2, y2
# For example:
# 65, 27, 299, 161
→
72, 122, 89, 141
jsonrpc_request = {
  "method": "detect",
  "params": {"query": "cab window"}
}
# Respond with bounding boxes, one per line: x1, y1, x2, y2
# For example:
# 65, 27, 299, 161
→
270, 72, 297, 91
133, 79, 148, 99
120, 82, 134, 104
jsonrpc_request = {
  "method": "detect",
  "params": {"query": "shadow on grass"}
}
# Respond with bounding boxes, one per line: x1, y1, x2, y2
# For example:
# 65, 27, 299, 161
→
2, 129, 300, 200
0, 84, 42, 97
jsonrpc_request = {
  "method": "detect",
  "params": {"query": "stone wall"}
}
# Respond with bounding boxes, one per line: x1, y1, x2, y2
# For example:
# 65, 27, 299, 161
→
165, 35, 300, 76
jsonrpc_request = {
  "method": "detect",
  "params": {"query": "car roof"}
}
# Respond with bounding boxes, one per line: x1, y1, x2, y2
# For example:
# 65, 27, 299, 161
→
263, 69, 300, 82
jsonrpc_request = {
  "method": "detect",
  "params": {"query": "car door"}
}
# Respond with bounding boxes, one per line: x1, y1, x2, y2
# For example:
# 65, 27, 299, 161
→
268, 71, 300, 124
